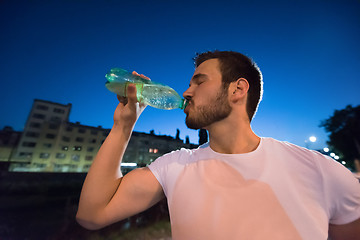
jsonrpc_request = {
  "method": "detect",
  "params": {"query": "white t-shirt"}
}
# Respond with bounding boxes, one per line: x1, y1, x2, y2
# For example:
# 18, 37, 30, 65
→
148, 137, 360, 240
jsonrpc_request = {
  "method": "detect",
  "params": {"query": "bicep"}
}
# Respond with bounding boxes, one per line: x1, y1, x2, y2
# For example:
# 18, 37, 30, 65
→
329, 218, 360, 240
102, 167, 165, 225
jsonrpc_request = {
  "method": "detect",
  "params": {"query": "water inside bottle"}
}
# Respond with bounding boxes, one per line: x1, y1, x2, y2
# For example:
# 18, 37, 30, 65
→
142, 84, 184, 110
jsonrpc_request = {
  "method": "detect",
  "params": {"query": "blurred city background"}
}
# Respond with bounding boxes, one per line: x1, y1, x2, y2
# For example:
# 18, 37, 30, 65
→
0, 0, 359, 239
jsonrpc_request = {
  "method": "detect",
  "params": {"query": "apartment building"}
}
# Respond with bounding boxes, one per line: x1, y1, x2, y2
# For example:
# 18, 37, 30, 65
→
0, 126, 22, 170
8, 99, 196, 173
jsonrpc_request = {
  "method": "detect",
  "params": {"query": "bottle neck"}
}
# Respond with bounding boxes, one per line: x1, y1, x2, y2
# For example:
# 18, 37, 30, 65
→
180, 99, 188, 109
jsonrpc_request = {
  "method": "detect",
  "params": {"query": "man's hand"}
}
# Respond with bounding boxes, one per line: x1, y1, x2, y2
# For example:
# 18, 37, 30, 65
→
113, 71, 150, 129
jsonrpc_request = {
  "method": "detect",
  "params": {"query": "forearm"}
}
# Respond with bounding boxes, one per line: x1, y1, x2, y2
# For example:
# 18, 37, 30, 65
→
76, 123, 133, 225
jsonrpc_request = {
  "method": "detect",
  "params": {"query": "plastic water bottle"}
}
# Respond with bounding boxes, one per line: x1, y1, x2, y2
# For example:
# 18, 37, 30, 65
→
105, 68, 187, 110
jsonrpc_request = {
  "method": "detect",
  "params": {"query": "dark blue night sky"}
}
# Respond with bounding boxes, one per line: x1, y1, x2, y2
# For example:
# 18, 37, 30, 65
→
1, 0, 359, 149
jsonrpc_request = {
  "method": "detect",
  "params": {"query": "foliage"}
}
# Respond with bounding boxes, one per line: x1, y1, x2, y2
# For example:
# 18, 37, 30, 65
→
198, 129, 208, 145
176, 128, 180, 140
320, 105, 360, 169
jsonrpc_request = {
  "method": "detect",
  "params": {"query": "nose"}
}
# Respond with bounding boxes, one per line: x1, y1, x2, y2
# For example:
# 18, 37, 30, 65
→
183, 86, 192, 101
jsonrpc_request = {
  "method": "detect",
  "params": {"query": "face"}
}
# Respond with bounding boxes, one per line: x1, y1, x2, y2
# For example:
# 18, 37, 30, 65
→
183, 59, 232, 130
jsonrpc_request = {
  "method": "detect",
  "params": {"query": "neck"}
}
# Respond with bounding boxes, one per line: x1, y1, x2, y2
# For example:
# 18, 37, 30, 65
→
206, 117, 260, 154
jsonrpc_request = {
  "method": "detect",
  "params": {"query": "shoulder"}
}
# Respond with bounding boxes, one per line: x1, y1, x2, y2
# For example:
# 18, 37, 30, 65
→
262, 137, 329, 162
261, 138, 341, 182
147, 144, 210, 197
148, 143, 209, 170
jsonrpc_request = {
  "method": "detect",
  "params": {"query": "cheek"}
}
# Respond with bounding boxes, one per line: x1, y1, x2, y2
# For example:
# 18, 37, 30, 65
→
195, 85, 216, 101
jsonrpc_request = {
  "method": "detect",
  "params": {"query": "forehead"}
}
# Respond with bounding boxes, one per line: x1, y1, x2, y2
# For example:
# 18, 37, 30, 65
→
193, 58, 222, 79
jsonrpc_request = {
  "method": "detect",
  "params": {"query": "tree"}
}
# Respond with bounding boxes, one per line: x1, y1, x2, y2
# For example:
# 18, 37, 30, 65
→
198, 129, 208, 145
176, 129, 180, 140
320, 105, 360, 170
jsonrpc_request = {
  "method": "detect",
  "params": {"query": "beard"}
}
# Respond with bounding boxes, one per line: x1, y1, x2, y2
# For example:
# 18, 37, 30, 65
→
185, 88, 231, 130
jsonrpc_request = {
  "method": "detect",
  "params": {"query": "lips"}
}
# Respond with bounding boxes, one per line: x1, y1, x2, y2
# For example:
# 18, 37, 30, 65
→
184, 106, 189, 114
184, 101, 191, 114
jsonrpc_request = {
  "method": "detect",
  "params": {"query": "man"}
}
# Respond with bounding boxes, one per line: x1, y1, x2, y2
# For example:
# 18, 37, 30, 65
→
77, 51, 360, 239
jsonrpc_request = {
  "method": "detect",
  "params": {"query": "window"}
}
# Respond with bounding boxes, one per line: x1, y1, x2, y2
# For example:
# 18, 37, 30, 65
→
66, 126, 73, 132
54, 108, 65, 114
78, 128, 86, 134
71, 154, 80, 161
19, 152, 32, 158
62, 146, 69, 151
49, 124, 59, 130
34, 163, 47, 168
36, 105, 49, 111
39, 153, 50, 159
33, 113, 45, 119
70, 164, 78, 169
54, 164, 63, 170
50, 116, 61, 122
26, 132, 40, 138
91, 130, 98, 135
89, 138, 96, 144
22, 142, 36, 147
148, 148, 159, 153
56, 153, 66, 159
46, 134, 56, 139
43, 143, 52, 148
85, 156, 93, 161
62, 136, 70, 142
75, 137, 84, 142
73, 146, 82, 151
83, 164, 91, 169
87, 147, 94, 152
30, 122, 41, 128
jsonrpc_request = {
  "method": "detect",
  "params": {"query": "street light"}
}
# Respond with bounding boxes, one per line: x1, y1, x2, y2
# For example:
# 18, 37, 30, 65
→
305, 136, 317, 149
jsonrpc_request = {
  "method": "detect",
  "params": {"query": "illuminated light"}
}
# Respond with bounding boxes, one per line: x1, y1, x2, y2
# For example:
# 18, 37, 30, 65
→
323, 147, 329, 152
334, 155, 339, 160
330, 153, 335, 157
309, 136, 317, 142
149, 148, 153, 153
121, 163, 137, 167
341, 161, 346, 165
154, 148, 158, 153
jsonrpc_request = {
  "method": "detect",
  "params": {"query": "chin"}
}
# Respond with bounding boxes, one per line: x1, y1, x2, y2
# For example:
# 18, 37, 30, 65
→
185, 117, 203, 130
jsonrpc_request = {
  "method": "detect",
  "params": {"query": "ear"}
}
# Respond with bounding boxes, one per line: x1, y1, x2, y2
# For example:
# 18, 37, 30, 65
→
229, 78, 249, 102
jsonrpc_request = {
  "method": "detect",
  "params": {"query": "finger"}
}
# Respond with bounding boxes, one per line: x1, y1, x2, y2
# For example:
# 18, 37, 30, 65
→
132, 71, 151, 80
117, 95, 128, 105
140, 74, 151, 80
126, 84, 138, 105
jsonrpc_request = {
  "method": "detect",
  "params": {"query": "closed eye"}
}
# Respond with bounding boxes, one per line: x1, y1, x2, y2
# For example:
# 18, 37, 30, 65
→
190, 73, 208, 86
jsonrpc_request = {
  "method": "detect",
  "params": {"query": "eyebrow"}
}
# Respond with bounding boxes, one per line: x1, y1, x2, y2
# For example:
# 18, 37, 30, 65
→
191, 73, 209, 84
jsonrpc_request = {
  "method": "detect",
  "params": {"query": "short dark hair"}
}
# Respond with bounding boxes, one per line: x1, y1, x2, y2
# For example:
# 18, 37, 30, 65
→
193, 50, 263, 121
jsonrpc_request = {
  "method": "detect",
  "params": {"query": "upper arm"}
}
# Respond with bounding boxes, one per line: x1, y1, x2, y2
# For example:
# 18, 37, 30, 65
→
329, 218, 360, 240
102, 167, 165, 227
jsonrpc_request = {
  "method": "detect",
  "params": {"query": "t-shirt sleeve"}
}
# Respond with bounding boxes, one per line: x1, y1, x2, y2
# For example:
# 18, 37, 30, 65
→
319, 154, 360, 225
148, 153, 170, 195
148, 149, 185, 197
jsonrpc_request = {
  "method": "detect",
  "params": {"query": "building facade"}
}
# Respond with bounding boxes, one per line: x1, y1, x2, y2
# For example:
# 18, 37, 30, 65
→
8, 99, 196, 173
0, 126, 22, 170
